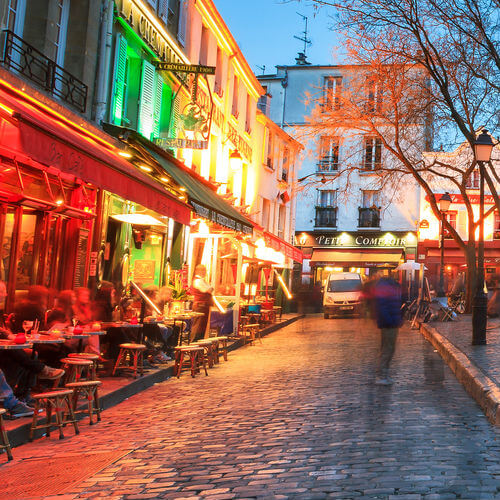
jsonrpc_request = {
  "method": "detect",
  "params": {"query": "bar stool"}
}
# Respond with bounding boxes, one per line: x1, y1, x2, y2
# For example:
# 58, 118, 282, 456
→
240, 323, 261, 345
212, 336, 229, 361
30, 389, 79, 441
67, 353, 99, 380
65, 380, 102, 425
0, 408, 13, 461
192, 339, 217, 367
112, 343, 146, 378
174, 346, 207, 378
60, 357, 94, 384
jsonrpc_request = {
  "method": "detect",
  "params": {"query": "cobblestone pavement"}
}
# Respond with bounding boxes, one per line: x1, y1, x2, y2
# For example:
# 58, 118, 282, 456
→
427, 315, 500, 386
4, 316, 500, 500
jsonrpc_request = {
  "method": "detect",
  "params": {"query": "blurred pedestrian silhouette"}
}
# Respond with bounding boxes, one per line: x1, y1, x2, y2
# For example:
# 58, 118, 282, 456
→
373, 274, 402, 385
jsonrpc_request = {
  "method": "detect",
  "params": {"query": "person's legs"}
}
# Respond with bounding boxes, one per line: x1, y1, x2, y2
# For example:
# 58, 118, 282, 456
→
377, 327, 398, 380
0, 369, 19, 411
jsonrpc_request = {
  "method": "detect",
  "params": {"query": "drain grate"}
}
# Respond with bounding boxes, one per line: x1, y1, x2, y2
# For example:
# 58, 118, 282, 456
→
0, 450, 132, 499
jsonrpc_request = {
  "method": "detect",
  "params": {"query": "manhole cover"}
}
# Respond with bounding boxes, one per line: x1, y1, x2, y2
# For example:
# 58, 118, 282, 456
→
0, 450, 132, 499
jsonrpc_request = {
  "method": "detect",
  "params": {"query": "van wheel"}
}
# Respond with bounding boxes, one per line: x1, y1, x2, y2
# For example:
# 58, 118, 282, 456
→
324, 313, 330, 319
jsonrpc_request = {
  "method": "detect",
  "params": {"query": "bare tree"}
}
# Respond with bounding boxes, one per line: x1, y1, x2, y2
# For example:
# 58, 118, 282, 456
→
293, 0, 500, 308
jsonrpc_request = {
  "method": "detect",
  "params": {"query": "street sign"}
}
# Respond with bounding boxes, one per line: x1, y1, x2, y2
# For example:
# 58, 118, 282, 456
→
155, 62, 216, 74
154, 137, 208, 150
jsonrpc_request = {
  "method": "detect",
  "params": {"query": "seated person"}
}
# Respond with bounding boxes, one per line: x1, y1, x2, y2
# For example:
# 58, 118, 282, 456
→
0, 368, 35, 419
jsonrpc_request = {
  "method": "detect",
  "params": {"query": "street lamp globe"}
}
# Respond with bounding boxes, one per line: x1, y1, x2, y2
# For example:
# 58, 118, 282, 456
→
439, 192, 452, 212
474, 129, 494, 163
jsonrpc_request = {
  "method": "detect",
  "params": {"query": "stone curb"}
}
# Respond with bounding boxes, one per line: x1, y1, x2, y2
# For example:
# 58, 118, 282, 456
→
420, 322, 500, 425
7, 314, 304, 448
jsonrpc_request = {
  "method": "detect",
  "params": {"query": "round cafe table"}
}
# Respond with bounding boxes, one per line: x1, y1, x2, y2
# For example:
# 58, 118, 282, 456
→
63, 332, 90, 352
0, 340, 33, 350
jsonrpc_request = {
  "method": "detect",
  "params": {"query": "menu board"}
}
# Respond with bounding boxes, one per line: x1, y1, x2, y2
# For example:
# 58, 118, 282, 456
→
73, 228, 89, 288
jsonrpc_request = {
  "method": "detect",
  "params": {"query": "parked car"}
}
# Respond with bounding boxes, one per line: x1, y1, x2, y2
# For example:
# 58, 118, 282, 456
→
323, 272, 363, 318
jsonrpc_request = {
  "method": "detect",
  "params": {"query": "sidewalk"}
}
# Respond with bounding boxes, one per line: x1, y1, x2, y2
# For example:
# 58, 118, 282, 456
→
4, 313, 304, 449
420, 315, 500, 425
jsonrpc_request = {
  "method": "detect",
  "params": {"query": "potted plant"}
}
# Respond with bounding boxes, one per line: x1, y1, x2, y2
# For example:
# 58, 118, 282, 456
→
168, 272, 188, 314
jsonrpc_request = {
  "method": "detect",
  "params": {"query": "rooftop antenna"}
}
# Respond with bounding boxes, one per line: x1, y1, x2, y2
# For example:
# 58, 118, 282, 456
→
256, 64, 266, 75
294, 12, 312, 65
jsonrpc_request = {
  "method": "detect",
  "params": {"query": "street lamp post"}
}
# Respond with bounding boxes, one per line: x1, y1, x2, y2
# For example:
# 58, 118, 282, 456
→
472, 129, 495, 345
437, 192, 452, 297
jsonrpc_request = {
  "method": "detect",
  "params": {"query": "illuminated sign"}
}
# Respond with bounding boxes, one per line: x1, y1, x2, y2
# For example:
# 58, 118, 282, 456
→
227, 122, 252, 162
154, 138, 208, 150
115, 0, 186, 65
295, 231, 416, 248
155, 62, 215, 74
419, 219, 429, 229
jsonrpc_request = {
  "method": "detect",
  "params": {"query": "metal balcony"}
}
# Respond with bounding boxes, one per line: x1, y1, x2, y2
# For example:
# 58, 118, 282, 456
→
1, 30, 88, 113
315, 206, 337, 227
358, 207, 380, 228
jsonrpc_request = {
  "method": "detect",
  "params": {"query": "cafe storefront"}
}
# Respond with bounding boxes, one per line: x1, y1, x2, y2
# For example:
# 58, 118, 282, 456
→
295, 230, 418, 287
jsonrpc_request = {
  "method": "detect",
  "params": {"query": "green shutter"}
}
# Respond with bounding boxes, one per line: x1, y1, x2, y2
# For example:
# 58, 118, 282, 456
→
169, 93, 180, 138
111, 34, 127, 125
153, 74, 164, 139
138, 60, 156, 139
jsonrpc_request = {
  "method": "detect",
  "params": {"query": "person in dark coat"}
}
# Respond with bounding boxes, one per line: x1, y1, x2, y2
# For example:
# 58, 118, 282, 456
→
190, 265, 213, 342
373, 275, 403, 385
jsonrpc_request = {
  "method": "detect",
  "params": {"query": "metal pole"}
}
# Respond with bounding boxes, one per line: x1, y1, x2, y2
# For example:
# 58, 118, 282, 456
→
437, 213, 445, 297
472, 161, 487, 345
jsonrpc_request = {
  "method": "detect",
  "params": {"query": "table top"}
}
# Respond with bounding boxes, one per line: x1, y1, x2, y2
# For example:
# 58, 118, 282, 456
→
84, 330, 106, 336
28, 335, 64, 344
164, 311, 205, 321
62, 333, 90, 339
0, 340, 33, 350
101, 322, 143, 329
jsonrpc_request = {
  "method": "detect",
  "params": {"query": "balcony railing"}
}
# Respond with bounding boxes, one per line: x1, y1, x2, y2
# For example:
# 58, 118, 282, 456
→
1, 30, 88, 113
317, 158, 338, 172
358, 207, 380, 228
315, 206, 337, 227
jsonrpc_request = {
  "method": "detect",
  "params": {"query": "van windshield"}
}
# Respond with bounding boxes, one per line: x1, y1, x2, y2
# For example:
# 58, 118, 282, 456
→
327, 279, 362, 292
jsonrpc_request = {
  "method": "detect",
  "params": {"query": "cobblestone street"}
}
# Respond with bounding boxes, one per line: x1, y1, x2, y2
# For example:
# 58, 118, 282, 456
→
3, 316, 500, 499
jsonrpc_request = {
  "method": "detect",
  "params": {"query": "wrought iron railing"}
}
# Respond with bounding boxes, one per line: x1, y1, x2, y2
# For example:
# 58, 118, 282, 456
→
315, 206, 337, 227
1, 30, 87, 113
358, 207, 380, 228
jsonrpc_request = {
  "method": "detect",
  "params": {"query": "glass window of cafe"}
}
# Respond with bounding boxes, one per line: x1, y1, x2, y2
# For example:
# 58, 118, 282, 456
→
0, 161, 96, 310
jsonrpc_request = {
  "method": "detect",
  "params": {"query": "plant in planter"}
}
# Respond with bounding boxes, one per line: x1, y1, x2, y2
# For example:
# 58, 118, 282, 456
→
167, 272, 188, 313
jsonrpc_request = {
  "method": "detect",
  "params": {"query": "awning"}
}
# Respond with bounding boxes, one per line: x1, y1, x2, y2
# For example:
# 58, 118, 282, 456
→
103, 124, 254, 235
426, 248, 500, 265
0, 77, 190, 225
310, 248, 403, 267
263, 231, 303, 263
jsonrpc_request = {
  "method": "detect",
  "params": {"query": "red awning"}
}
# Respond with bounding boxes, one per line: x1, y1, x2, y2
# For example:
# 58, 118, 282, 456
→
263, 231, 303, 263
426, 248, 500, 265
0, 78, 191, 225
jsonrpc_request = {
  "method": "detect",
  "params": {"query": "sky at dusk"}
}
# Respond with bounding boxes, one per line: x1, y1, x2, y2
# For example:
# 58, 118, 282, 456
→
214, 0, 340, 75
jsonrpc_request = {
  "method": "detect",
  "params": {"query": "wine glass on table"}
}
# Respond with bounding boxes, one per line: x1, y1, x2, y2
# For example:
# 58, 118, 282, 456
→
22, 320, 33, 341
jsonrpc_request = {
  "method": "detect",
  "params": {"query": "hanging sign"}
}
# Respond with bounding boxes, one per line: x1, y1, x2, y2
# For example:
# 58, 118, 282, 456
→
154, 138, 208, 150
155, 62, 215, 74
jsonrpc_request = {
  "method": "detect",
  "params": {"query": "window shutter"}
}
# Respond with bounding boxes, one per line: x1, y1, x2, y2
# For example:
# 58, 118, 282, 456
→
169, 93, 180, 145
158, 0, 169, 22
153, 74, 164, 139
177, 0, 187, 46
111, 34, 127, 125
138, 60, 156, 139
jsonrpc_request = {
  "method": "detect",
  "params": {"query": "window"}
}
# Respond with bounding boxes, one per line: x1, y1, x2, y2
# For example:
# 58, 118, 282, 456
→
53, 0, 70, 68
359, 190, 380, 228
317, 190, 337, 207
261, 198, 271, 230
214, 47, 223, 96
232, 75, 239, 117
323, 76, 342, 111
494, 212, 500, 240
265, 130, 274, 169
318, 137, 339, 171
257, 86, 269, 115
281, 147, 289, 182
5, 0, 26, 36
277, 205, 286, 240
366, 77, 383, 113
443, 211, 457, 239
466, 168, 480, 189
363, 137, 382, 170
245, 93, 252, 134
199, 25, 209, 66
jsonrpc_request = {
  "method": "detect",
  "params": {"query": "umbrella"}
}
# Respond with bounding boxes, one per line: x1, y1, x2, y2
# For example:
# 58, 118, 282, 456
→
396, 260, 426, 271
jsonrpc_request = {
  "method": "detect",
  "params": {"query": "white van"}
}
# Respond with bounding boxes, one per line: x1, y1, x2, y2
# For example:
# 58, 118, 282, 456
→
323, 272, 363, 318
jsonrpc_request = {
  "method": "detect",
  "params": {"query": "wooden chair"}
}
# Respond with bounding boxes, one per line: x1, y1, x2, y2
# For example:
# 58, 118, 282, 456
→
65, 380, 102, 425
240, 323, 261, 345
174, 346, 207, 378
0, 408, 13, 461
112, 343, 146, 378
30, 389, 79, 441
212, 336, 229, 361
60, 357, 94, 384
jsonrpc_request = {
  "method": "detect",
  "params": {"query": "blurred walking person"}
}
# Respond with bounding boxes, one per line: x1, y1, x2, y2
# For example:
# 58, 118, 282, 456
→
373, 274, 403, 385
